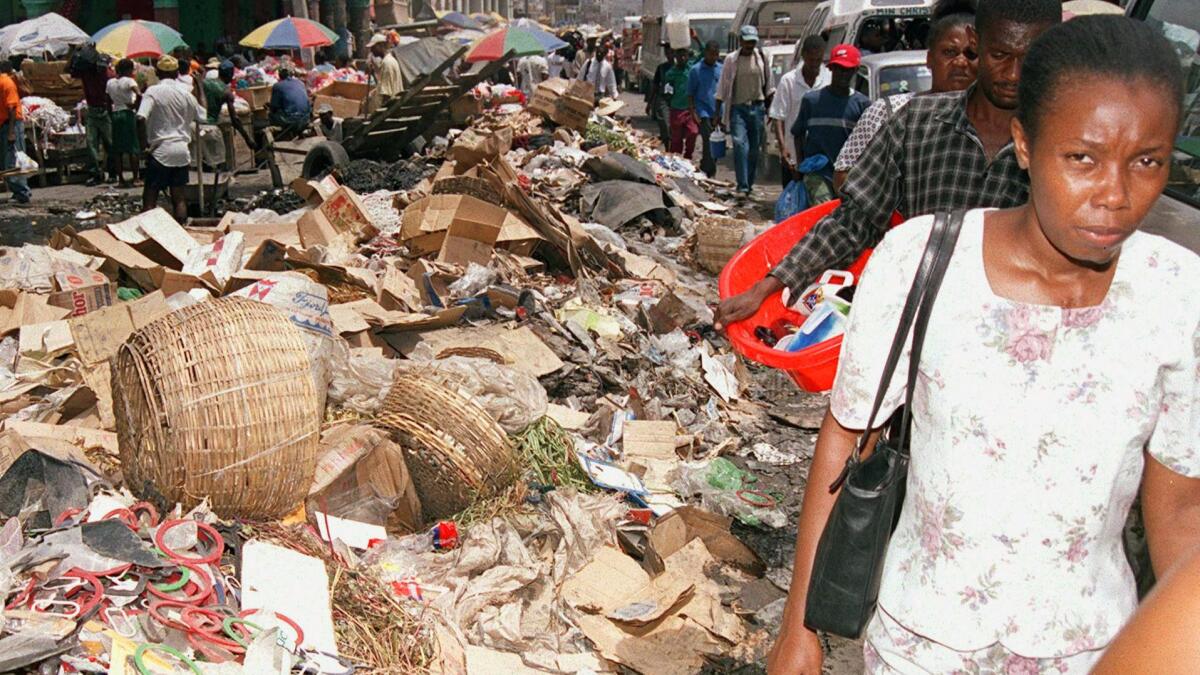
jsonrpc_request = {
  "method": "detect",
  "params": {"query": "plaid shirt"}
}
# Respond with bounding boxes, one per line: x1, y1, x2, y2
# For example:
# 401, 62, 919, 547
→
770, 87, 1030, 293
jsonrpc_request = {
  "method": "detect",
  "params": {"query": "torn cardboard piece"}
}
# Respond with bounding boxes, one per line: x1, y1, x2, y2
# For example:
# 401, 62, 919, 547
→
644, 506, 765, 578
0, 291, 70, 336
69, 292, 172, 366
107, 208, 199, 268
308, 424, 423, 532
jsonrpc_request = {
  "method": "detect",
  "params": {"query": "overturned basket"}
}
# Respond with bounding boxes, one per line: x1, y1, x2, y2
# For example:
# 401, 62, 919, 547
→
112, 297, 321, 519
373, 373, 516, 520
695, 216, 752, 275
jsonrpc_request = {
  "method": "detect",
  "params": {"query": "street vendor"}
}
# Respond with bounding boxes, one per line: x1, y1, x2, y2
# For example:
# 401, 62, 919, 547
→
69, 43, 115, 187
316, 103, 343, 143
369, 34, 403, 100
204, 60, 256, 152
137, 55, 206, 222
268, 67, 312, 136
714, 0, 1058, 330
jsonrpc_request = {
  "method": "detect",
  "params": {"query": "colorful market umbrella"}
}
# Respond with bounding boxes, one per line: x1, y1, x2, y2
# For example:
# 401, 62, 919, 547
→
437, 11, 484, 31
464, 26, 568, 63
93, 19, 186, 59
240, 17, 338, 49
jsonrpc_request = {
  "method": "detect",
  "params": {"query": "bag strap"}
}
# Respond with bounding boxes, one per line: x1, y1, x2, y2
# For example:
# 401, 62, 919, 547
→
829, 209, 964, 490
896, 208, 965, 453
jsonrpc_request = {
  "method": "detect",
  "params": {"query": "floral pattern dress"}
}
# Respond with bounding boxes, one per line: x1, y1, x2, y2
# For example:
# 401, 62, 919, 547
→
830, 209, 1200, 673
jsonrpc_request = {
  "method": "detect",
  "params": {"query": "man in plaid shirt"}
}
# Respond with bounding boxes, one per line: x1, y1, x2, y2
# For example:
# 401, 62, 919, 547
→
715, 0, 1061, 330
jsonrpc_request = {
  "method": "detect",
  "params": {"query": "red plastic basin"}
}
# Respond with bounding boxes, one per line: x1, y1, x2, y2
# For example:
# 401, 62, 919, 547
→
718, 200, 902, 392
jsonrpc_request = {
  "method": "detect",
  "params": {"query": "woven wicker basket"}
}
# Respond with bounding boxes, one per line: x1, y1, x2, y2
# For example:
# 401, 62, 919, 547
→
695, 216, 751, 275
112, 297, 321, 519
373, 373, 516, 520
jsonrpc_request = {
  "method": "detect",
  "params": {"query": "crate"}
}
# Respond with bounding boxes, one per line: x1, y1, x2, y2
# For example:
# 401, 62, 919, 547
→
235, 85, 272, 111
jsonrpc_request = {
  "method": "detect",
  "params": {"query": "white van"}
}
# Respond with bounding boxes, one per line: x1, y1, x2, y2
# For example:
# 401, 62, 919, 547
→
728, 0, 822, 51
790, 0, 936, 67
638, 1, 738, 89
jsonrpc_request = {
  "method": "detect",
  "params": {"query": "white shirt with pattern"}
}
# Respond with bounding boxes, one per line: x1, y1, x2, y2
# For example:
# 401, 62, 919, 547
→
833, 92, 913, 172
831, 209, 1200, 659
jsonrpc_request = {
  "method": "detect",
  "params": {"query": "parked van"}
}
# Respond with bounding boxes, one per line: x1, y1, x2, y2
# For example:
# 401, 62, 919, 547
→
728, 0, 821, 52
790, 0, 935, 67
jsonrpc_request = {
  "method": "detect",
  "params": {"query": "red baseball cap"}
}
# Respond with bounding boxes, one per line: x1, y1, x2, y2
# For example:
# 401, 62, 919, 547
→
828, 44, 862, 69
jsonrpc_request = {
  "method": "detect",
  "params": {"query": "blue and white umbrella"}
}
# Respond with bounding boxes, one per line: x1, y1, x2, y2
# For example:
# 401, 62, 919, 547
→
0, 12, 89, 59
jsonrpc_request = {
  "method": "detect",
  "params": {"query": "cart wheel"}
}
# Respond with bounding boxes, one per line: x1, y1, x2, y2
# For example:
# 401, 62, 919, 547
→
301, 141, 350, 180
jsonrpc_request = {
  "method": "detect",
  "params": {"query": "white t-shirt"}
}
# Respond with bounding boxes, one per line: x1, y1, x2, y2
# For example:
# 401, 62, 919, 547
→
137, 79, 205, 167
768, 65, 831, 160
833, 208, 1200, 659
106, 76, 139, 112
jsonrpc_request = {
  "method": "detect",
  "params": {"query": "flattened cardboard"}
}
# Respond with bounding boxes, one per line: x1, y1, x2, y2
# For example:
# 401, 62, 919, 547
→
70, 292, 171, 366
388, 324, 563, 376
0, 291, 70, 336
623, 421, 679, 462
228, 221, 302, 250
439, 216, 500, 267
328, 303, 372, 335
376, 266, 422, 312
107, 207, 199, 268
644, 506, 765, 578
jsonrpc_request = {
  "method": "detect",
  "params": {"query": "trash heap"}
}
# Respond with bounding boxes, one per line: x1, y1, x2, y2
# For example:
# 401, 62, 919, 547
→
0, 95, 819, 673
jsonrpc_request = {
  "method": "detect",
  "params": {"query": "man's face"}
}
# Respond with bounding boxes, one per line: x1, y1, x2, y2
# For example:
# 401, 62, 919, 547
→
829, 64, 855, 89
320, 111, 333, 124
975, 19, 1055, 110
704, 44, 719, 65
371, 43, 386, 57
800, 47, 822, 71
674, 49, 689, 67
740, 38, 756, 54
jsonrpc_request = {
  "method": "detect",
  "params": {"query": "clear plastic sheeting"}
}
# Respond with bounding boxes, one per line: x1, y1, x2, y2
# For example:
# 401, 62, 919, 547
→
396, 355, 548, 434
326, 347, 399, 415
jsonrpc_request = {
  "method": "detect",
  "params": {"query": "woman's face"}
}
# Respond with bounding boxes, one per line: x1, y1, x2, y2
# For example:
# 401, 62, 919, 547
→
927, 24, 976, 93
1013, 76, 1179, 266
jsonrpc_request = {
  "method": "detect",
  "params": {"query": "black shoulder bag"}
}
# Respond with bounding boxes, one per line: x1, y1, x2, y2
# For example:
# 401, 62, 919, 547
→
803, 209, 965, 639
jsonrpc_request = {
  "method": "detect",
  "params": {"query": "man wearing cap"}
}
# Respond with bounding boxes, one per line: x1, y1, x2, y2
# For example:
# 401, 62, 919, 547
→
269, 67, 312, 136
316, 103, 343, 143
790, 44, 870, 183
369, 35, 403, 100
769, 35, 830, 188
716, 26, 774, 196
137, 55, 206, 221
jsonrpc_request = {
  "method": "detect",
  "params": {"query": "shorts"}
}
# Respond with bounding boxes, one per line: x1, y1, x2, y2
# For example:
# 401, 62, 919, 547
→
145, 156, 189, 191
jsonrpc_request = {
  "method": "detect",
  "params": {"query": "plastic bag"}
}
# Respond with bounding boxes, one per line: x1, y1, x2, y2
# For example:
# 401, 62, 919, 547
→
327, 347, 399, 415
671, 458, 786, 529
774, 179, 809, 224
13, 151, 37, 172
396, 355, 548, 433
446, 262, 497, 299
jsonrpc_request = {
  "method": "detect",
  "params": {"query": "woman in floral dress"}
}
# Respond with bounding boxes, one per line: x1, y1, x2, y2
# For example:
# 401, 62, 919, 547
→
767, 15, 1199, 675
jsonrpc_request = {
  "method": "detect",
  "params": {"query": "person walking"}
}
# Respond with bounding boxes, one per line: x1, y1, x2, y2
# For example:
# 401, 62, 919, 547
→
0, 61, 31, 204
716, 26, 774, 197
769, 35, 830, 188
687, 40, 723, 178
369, 34, 403, 100
832, 0, 978, 190
647, 43, 674, 145
768, 16, 1197, 673
70, 43, 114, 186
106, 58, 141, 188
664, 48, 697, 158
715, 0, 1060, 330
790, 44, 870, 184
577, 44, 618, 101
137, 55, 205, 222
516, 54, 549, 98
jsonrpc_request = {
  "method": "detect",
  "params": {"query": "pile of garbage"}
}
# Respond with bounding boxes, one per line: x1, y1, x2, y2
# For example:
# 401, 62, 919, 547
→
0, 93, 817, 673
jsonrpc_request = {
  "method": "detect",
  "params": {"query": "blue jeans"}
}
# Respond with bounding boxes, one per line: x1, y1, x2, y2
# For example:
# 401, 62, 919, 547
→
1, 119, 31, 203
730, 102, 765, 193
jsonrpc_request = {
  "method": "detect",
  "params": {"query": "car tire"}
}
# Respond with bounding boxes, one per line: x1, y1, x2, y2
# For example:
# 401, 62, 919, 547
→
301, 141, 350, 180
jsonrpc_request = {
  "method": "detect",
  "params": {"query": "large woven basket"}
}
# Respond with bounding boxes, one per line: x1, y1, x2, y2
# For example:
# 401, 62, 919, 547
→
696, 216, 752, 275
112, 297, 321, 519
373, 373, 516, 520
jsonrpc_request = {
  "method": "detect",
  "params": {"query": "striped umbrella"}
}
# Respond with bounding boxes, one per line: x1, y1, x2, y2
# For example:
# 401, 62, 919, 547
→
93, 19, 186, 59
465, 26, 568, 63
240, 17, 338, 49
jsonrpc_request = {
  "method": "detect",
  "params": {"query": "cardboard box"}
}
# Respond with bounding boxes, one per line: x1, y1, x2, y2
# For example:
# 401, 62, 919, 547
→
234, 86, 272, 111
450, 95, 484, 124
47, 277, 115, 318
401, 194, 542, 258
291, 175, 340, 206
528, 78, 569, 118
554, 94, 593, 131
298, 186, 377, 249
107, 208, 200, 269
449, 127, 512, 169
313, 94, 363, 120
